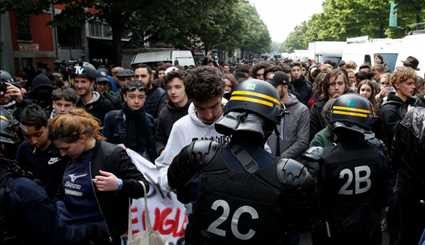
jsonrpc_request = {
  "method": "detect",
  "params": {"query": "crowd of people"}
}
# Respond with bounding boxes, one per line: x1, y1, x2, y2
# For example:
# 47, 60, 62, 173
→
0, 53, 424, 245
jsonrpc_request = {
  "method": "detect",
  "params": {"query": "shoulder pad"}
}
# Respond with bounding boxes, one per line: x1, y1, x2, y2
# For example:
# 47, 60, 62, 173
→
302, 146, 324, 161
367, 136, 387, 152
276, 158, 313, 188
189, 140, 220, 165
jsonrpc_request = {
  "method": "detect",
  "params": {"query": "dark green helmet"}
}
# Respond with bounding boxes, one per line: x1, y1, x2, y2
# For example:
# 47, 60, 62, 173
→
329, 93, 373, 133
216, 79, 283, 138
225, 78, 283, 124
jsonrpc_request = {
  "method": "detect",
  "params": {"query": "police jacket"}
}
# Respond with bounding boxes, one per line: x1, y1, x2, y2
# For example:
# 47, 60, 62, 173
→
318, 139, 391, 232
168, 139, 304, 245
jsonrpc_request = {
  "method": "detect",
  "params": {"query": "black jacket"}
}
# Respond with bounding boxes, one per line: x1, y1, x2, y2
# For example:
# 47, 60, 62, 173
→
16, 142, 66, 198
90, 141, 148, 244
76, 92, 114, 123
144, 86, 166, 119
103, 109, 158, 161
156, 100, 190, 151
379, 92, 415, 149
290, 76, 312, 105
392, 97, 425, 180
309, 98, 328, 140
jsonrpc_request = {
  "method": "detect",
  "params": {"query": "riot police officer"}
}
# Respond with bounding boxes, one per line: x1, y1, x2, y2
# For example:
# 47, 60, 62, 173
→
305, 93, 391, 245
0, 156, 56, 245
167, 79, 314, 244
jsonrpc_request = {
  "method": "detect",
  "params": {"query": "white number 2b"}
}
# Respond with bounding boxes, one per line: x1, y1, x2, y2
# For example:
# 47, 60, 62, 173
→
338, 165, 372, 195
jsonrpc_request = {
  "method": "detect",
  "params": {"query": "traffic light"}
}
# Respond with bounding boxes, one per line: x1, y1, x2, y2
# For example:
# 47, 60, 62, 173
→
389, 0, 398, 27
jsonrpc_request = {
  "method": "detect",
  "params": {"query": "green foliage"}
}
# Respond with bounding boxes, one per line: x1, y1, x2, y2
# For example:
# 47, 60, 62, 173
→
1, 0, 271, 63
281, 0, 425, 51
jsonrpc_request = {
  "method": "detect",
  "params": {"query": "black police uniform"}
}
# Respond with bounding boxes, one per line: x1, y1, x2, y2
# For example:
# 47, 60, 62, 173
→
308, 93, 392, 245
317, 140, 391, 245
168, 79, 312, 244
169, 139, 306, 245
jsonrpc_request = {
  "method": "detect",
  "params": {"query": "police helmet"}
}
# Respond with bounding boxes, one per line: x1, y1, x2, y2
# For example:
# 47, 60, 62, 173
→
329, 93, 373, 133
226, 79, 283, 123
277, 158, 313, 190
0, 109, 18, 145
215, 79, 283, 137
0, 70, 14, 83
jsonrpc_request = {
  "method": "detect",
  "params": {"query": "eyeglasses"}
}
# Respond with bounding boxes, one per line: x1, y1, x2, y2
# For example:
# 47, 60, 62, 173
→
127, 86, 144, 92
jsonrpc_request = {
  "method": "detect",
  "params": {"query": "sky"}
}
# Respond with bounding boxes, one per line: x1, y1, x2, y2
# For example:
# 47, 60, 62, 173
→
250, 0, 325, 43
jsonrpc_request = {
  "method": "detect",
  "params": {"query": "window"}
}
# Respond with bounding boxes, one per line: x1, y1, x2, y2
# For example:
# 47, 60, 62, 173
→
17, 15, 32, 41
57, 25, 82, 48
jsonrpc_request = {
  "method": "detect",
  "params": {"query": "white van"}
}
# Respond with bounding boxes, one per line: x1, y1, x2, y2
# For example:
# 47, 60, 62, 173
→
342, 37, 401, 72
396, 33, 425, 75
308, 41, 345, 64
131, 50, 195, 67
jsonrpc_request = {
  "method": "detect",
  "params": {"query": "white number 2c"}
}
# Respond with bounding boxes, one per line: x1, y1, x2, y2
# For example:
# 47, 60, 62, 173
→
207, 199, 259, 240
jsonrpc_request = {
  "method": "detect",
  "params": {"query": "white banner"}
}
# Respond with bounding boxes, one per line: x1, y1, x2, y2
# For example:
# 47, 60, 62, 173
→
129, 184, 187, 244
124, 146, 188, 244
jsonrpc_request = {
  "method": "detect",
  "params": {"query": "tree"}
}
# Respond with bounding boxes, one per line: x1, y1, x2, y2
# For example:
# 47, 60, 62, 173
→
280, 22, 308, 52
395, 0, 425, 24
282, 0, 391, 52
1, 0, 271, 64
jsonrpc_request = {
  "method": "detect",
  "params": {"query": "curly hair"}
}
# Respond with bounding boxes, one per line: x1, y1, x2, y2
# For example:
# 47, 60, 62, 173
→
391, 66, 417, 87
251, 61, 270, 77
321, 68, 349, 99
185, 66, 224, 103
48, 108, 105, 143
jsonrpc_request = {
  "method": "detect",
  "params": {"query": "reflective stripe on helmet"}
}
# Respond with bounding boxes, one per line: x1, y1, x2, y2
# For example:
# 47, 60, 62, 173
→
232, 90, 280, 105
230, 96, 274, 107
332, 110, 369, 118
332, 106, 370, 114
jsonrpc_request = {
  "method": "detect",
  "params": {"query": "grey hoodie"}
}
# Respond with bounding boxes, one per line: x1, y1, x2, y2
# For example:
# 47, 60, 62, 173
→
268, 94, 310, 159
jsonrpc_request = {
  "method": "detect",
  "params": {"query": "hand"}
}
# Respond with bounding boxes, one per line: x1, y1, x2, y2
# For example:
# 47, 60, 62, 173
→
6, 84, 23, 103
93, 170, 120, 191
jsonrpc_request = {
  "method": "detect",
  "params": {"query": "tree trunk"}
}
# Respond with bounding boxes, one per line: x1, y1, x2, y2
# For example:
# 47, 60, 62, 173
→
416, 7, 422, 24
